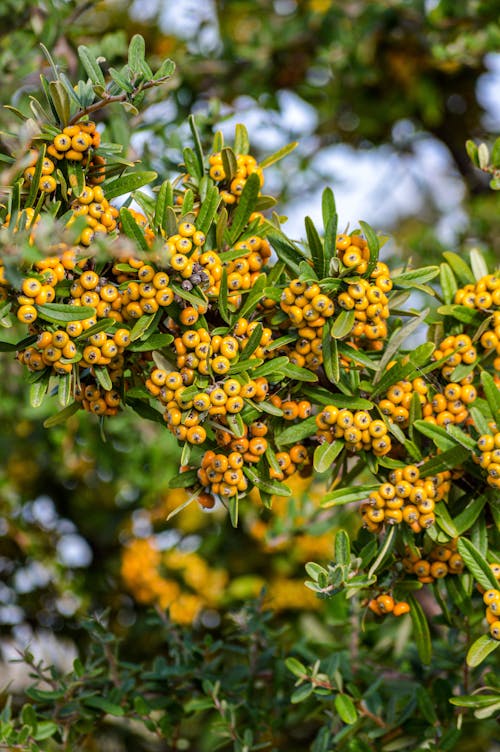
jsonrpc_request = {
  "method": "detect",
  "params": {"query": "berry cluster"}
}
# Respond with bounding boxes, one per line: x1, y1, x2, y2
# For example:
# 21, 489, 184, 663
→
361, 464, 451, 532
401, 542, 464, 583
483, 583, 500, 641
475, 430, 500, 488
208, 151, 264, 204
316, 406, 391, 455
368, 594, 410, 617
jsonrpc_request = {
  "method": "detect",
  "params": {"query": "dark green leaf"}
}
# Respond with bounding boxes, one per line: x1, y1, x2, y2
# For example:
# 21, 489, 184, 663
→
78, 45, 106, 85
442, 251, 475, 285
36, 303, 95, 323
243, 466, 291, 497
322, 484, 379, 508
260, 141, 298, 168
313, 441, 343, 473
335, 694, 358, 725
83, 696, 125, 716
466, 635, 500, 668
305, 216, 327, 278
229, 172, 261, 242
359, 220, 379, 275
331, 310, 355, 339
457, 538, 498, 590
407, 594, 432, 665
119, 207, 150, 251
481, 371, 500, 425
106, 171, 157, 201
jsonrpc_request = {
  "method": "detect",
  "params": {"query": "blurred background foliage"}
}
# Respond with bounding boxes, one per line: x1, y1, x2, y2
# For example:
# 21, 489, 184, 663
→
1, 1, 500, 750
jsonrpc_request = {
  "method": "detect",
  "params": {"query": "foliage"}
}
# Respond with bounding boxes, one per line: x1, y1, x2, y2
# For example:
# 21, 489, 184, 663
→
0, 13, 499, 752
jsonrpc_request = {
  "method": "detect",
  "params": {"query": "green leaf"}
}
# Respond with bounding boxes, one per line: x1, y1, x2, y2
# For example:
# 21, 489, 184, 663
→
368, 525, 396, 578
322, 484, 379, 508
154, 180, 173, 231
221, 146, 238, 182
337, 342, 377, 371
183, 146, 202, 180
128, 34, 146, 75
322, 323, 339, 383
321, 186, 336, 228
188, 113, 205, 174
36, 303, 95, 323
119, 207, 151, 251
218, 268, 230, 325
130, 313, 157, 341
75, 318, 115, 341
331, 310, 355, 339
239, 323, 263, 360
466, 139, 479, 167
43, 402, 80, 428
470, 248, 489, 281
301, 387, 373, 410
416, 686, 438, 725
229, 172, 261, 242
407, 594, 432, 665
469, 406, 491, 436
376, 308, 429, 378
267, 229, 305, 276
228, 495, 239, 527
466, 635, 500, 668
243, 466, 292, 497
291, 684, 313, 703
442, 251, 475, 285
455, 495, 489, 536
285, 657, 308, 678
216, 206, 228, 249
78, 45, 105, 85
168, 470, 197, 488
153, 58, 175, 81
32, 722, 58, 741
450, 693, 500, 709
94, 366, 112, 392
239, 274, 267, 319
83, 696, 125, 716
481, 371, 500, 425
48, 80, 71, 126
313, 441, 343, 473
445, 424, 477, 450
106, 171, 157, 200
58, 372, 72, 407
335, 694, 358, 725
437, 304, 481, 325
275, 415, 318, 447
434, 503, 458, 538
439, 263, 458, 305
359, 220, 379, 275
457, 538, 498, 590
418, 446, 469, 477
195, 184, 220, 235
233, 123, 250, 155
260, 141, 298, 169
281, 362, 318, 382
127, 333, 173, 352
305, 216, 327, 278
392, 266, 440, 287
491, 135, 500, 168
25, 143, 46, 209
30, 378, 49, 407
412, 422, 455, 453
334, 530, 350, 566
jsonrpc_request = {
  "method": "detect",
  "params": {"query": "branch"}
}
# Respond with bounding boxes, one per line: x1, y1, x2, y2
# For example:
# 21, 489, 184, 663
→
67, 76, 173, 125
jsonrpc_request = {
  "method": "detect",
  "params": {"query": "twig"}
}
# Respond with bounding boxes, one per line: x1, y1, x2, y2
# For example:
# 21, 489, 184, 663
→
67, 77, 173, 125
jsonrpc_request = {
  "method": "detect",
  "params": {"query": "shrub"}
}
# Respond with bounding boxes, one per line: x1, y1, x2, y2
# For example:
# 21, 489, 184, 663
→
0, 34, 499, 752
